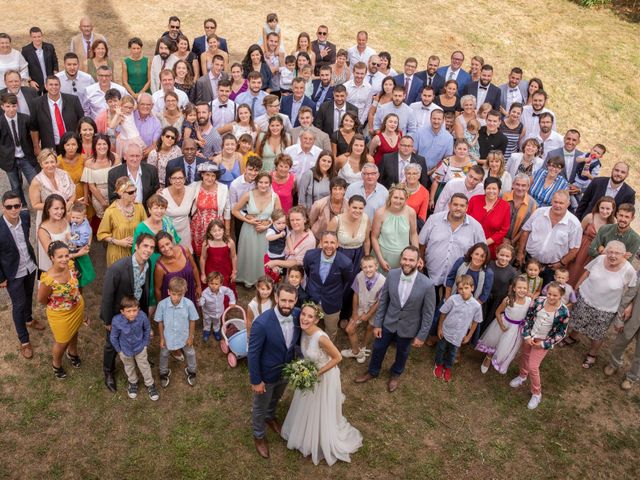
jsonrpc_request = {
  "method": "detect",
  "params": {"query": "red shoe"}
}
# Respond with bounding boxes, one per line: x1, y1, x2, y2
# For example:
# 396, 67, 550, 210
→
443, 368, 452, 382
433, 364, 444, 379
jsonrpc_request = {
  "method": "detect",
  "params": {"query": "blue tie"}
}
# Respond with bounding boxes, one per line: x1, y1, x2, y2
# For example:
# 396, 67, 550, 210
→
251, 96, 257, 116
187, 164, 193, 184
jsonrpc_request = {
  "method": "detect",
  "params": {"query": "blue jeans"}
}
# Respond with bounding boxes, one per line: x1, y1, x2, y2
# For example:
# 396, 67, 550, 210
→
252, 377, 288, 438
6, 270, 36, 344
368, 327, 413, 377
5, 158, 39, 204
435, 338, 458, 369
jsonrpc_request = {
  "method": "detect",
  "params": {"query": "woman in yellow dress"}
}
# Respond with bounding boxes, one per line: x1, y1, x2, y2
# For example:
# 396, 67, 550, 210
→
57, 132, 86, 203
37, 241, 85, 379
97, 177, 147, 266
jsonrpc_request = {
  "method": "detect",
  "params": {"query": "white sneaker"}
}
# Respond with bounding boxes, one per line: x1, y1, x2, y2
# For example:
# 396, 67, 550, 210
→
356, 350, 367, 364
480, 359, 490, 374
509, 376, 526, 388
527, 394, 542, 410
341, 348, 357, 358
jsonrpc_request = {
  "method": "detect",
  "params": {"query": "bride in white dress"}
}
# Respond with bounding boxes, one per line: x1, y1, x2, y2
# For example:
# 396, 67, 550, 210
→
281, 302, 363, 466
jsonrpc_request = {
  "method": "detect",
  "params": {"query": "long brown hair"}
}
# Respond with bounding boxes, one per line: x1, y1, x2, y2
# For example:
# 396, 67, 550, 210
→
257, 117, 289, 157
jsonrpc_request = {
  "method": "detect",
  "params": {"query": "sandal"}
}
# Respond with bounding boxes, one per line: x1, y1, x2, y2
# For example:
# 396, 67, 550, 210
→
582, 354, 597, 369
560, 336, 580, 347
66, 351, 82, 368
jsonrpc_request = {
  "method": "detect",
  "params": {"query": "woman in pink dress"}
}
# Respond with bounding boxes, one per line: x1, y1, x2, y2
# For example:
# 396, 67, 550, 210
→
270, 153, 295, 213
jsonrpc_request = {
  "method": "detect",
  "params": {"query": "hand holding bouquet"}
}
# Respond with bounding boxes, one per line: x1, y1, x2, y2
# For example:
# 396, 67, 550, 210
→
282, 359, 319, 391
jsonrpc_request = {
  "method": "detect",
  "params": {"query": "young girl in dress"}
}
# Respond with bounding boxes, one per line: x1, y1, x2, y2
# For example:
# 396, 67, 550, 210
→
110, 96, 146, 156
524, 258, 543, 300
477, 275, 531, 374
247, 276, 275, 333
181, 103, 205, 148
464, 119, 481, 163
199, 220, 237, 295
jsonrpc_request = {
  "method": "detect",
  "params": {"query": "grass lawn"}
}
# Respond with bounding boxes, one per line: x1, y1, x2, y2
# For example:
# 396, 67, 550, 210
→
1, 1, 640, 479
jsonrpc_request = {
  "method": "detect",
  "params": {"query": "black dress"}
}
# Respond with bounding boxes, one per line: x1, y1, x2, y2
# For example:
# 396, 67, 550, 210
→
480, 261, 518, 336
434, 95, 462, 114
331, 130, 352, 157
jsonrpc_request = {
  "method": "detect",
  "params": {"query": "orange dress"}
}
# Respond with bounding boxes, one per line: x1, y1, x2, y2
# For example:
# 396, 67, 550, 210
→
191, 188, 220, 257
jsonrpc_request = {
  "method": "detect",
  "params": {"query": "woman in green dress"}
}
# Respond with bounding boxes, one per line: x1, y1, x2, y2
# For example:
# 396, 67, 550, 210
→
121, 37, 150, 98
132, 194, 180, 308
371, 184, 419, 273
86, 40, 114, 81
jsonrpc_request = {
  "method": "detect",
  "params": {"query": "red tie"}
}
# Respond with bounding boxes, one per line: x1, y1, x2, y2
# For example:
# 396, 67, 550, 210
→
54, 103, 66, 137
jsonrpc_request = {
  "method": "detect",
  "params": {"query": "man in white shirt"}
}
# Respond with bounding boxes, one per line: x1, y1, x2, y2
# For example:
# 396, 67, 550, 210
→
366, 55, 386, 93
55, 52, 94, 98
373, 85, 417, 135
82, 66, 127, 118
410, 85, 442, 130
345, 163, 389, 220
545, 129, 583, 182
517, 190, 582, 284
434, 165, 485, 213
230, 156, 261, 241
344, 61, 373, 126
283, 131, 321, 185
521, 90, 556, 142
149, 38, 178, 93
210, 80, 235, 130
499, 67, 528, 116
347, 31, 376, 71
534, 113, 563, 159
151, 69, 188, 114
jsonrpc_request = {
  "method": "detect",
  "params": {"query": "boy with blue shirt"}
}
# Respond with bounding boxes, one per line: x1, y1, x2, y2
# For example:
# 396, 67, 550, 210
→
109, 296, 159, 401
155, 277, 199, 387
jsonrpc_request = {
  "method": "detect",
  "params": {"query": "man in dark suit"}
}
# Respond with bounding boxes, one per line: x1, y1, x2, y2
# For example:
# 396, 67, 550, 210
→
0, 191, 41, 359
100, 233, 155, 392
108, 143, 160, 204
416, 55, 445, 95
29, 76, 84, 153
378, 136, 429, 189
546, 129, 583, 183
311, 25, 336, 76
576, 162, 636, 220
0, 93, 39, 204
280, 78, 316, 128
0, 70, 38, 115
195, 55, 229, 103
21, 27, 58, 94
192, 18, 229, 63
165, 139, 207, 186
154, 16, 182, 55
313, 85, 358, 137
462, 64, 501, 111
310, 65, 334, 105
303, 231, 352, 342
394, 57, 424, 105
248, 282, 301, 458
436, 51, 471, 96
355, 246, 436, 392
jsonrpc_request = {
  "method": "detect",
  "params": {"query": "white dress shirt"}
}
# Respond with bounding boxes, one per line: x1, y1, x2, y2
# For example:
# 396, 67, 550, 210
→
444, 67, 460, 81
344, 79, 374, 125
521, 105, 557, 141
605, 180, 622, 199
152, 88, 189, 114
537, 132, 564, 159
210, 98, 236, 130
82, 81, 128, 118
347, 45, 376, 71
229, 174, 255, 209
522, 207, 582, 264
47, 96, 65, 144
434, 178, 484, 214
366, 71, 386, 93
56, 70, 95, 98
127, 167, 144, 203
283, 143, 322, 183
5, 114, 24, 157
3, 216, 37, 278
398, 270, 417, 307
275, 307, 295, 348
409, 101, 443, 130
505, 86, 523, 112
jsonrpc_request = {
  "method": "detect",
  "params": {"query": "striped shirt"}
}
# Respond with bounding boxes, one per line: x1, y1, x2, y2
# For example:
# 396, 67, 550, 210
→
529, 168, 569, 207
499, 121, 524, 161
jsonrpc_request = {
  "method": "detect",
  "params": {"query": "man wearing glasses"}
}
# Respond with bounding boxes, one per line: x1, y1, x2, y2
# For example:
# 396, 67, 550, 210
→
0, 191, 40, 360
311, 25, 336, 76
82, 65, 127, 119
0, 70, 37, 115
436, 51, 471, 95
108, 143, 160, 204
134, 92, 161, 158
55, 53, 95, 99
154, 16, 182, 55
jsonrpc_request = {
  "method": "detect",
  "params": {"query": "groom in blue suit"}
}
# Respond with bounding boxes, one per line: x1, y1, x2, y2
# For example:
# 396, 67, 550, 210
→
248, 283, 301, 459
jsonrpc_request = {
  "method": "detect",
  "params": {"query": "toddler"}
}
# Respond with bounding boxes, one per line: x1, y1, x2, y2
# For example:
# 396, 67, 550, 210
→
110, 95, 146, 156
247, 276, 275, 331
301, 65, 314, 98
199, 272, 236, 342
67, 202, 91, 253
181, 103, 206, 148
279, 55, 296, 95
524, 258, 543, 300
570, 144, 605, 209
464, 119, 481, 163
264, 209, 287, 282
287, 265, 310, 307
541, 267, 576, 308
259, 13, 281, 49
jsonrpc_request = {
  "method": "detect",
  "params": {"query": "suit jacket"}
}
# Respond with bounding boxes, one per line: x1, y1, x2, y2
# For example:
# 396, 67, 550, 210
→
462, 81, 501, 111
415, 71, 445, 95
545, 147, 584, 183
194, 72, 230, 103
69, 32, 107, 64
279, 95, 316, 128
192, 35, 228, 57
0, 113, 37, 172
303, 249, 353, 315
378, 152, 429, 189
290, 125, 332, 151
165, 156, 207, 185
498, 80, 529, 112
436, 66, 471, 94
107, 162, 160, 204
29, 93, 84, 149
310, 80, 334, 104
311, 40, 337, 76
248, 307, 301, 385
21, 42, 59, 92
394, 74, 424, 105
575, 177, 636, 220
100, 255, 151, 325
374, 268, 436, 340
0, 87, 38, 114
313, 100, 358, 137
0, 211, 36, 284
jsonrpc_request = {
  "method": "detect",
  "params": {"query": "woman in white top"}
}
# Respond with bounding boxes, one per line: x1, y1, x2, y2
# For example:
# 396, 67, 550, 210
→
0, 34, 29, 89
218, 104, 259, 143
483, 150, 512, 193
81, 134, 121, 218
37, 195, 73, 272
506, 138, 543, 180
335, 134, 374, 186
161, 166, 198, 252
563, 240, 637, 369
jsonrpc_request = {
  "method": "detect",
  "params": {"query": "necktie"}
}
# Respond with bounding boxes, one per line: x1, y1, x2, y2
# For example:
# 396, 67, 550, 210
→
404, 77, 410, 95
53, 102, 65, 137
479, 85, 488, 90
161, 59, 167, 71
187, 164, 193, 183
219, 104, 227, 108
279, 317, 293, 325
86, 40, 91, 55
448, 71, 454, 80
251, 96, 257, 115
400, 274, 413, 282
10, 119, 19, 147
368, 74, 374, 84
532, 112, 541, 117
426, 76, 431, 86
314, 86, 324, 103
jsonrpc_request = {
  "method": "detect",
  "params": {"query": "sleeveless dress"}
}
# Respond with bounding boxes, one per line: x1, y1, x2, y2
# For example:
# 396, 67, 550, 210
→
336, 212, 369, 319
236, 191, 277, 287
476, 297, 532, 374
337, 160, 362, 185
38, 225, 70, 272
156, 246, 198, 304
218, 160, 241, 188
377, 212, 409, 271
81, 163, 112, 217
58, 156, 85, 202
124, 57, 149, 93
281, 330, 362, 466
203, 242, 237, 295
271, 173, 295, 213
331, 130, 351, 157
331, 68, 348, 86
190, 187, 220, 257
40, 261, 85, 344
373, 131, 401, 165
258, 135, 282, 173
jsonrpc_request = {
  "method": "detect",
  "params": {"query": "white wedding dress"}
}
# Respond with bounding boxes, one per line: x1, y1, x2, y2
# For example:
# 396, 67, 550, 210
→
281, 330, 363, 466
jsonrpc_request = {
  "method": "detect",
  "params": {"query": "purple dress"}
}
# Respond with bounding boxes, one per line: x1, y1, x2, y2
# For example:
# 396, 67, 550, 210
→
156, 246, 198, 304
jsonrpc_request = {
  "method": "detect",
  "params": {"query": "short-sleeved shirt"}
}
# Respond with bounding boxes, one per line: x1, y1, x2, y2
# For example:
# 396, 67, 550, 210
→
522, 207, 582, 264
154, 296, 199, 350
579, 255, 637, 312
439, 294, 483, 347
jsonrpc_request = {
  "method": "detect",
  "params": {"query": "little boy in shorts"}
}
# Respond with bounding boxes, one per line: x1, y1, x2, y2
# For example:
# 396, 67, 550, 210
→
199, 271, 236, 342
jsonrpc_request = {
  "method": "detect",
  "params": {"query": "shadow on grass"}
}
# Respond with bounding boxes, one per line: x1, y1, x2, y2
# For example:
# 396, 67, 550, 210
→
570, 0, 640, 22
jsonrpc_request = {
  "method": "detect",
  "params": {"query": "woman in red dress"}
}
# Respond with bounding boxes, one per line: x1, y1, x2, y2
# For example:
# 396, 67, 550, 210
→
467, 176, 511, 259
368, 113, 401, 165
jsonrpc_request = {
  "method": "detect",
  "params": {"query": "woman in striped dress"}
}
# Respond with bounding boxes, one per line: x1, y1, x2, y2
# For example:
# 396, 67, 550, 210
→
500, 103, 525, 162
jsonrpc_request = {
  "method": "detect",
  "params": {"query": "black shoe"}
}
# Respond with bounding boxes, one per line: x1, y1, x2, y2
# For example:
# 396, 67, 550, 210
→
66, 351, 82, 368
53, 364, 67, 379
147, 384, 160, 401
185, 367, 197, 386
160, 369, 171, 388
104, 372, 117, 392
127, 382, 138, 399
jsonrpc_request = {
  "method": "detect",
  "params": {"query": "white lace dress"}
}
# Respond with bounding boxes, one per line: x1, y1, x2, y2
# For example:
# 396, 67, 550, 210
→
281, 330, 362, 466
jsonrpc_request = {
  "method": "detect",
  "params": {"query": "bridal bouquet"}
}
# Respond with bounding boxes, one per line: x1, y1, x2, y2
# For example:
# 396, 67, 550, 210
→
282, 359, 319, 391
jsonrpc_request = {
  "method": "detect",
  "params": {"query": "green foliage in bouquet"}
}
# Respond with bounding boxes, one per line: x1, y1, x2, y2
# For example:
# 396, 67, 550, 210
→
282, 359, 319, 391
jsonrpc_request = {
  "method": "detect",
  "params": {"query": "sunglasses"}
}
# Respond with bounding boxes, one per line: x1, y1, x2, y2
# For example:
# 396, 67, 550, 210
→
164, 134, 176, 140
370, 62, 380, 67
317, 32, 327, 36
3, 203, 21, 210
71, 80, 77, 93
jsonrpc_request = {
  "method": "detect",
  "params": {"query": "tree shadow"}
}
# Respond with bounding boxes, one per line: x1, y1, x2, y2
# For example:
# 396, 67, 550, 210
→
571, 0, 640, 23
